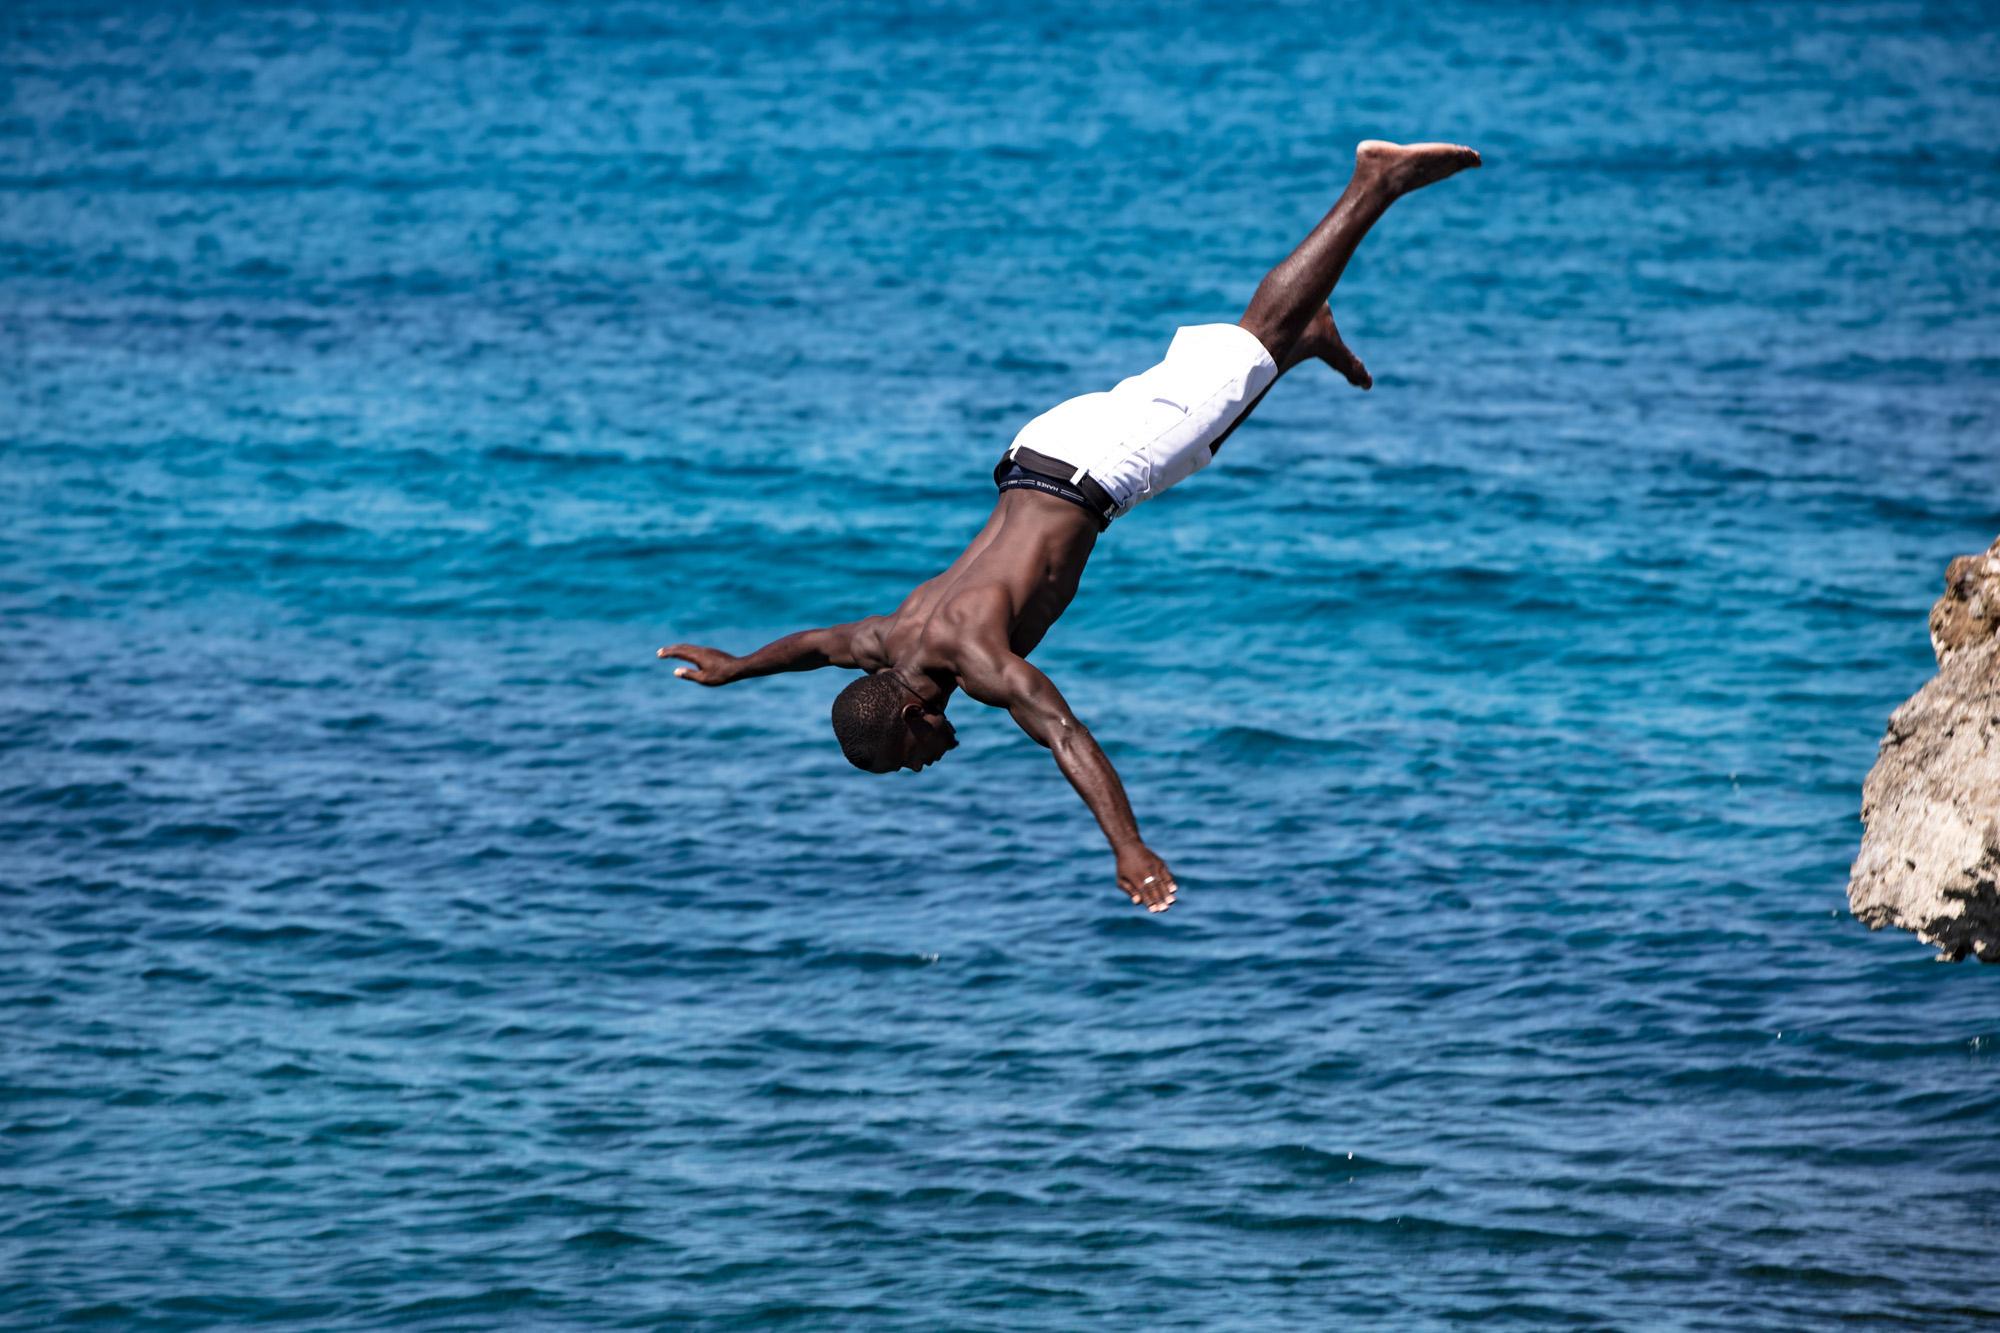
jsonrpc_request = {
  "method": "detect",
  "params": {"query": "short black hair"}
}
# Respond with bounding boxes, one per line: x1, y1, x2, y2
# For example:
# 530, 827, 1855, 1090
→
831, 672, 908, 771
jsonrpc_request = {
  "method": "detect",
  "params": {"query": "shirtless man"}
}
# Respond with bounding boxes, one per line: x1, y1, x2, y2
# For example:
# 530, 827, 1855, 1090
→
662, 140, 1480, 913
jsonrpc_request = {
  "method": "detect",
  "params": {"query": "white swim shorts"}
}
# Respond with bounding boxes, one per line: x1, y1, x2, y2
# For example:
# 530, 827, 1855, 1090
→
994, 323, 1279, 525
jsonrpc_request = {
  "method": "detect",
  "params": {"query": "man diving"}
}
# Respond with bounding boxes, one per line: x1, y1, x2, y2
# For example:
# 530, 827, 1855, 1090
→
661, 139, 1481, 913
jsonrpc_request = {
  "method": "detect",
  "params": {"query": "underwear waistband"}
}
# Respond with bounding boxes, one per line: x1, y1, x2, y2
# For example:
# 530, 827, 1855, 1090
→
992, 446, 1116, 530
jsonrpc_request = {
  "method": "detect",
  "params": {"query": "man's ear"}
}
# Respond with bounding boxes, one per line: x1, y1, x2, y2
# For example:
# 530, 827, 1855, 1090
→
900, 701, 924, 725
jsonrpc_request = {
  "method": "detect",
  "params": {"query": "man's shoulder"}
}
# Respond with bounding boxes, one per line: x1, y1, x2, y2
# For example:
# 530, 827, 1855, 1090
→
846, 614, 894, 668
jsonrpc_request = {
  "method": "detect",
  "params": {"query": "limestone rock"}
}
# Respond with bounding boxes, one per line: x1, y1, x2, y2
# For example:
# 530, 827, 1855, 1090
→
1849, 536, 2000, 962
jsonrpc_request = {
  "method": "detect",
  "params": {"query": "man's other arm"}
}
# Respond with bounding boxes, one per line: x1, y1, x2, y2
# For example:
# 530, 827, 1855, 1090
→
956, 648, 1179, 911
660, 618, 886, 686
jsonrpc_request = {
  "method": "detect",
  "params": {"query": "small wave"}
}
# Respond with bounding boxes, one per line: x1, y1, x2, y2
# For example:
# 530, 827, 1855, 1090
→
383, 1287, 551, 1319
564, 1226, 655, 1249
1660, 1065, 1867, 1094
753, 1080, 885, 1100
992, 352, 1071, 374
484, 443, 629, 468
1206, 725, 1366, 759
307, 1119, 398, 1141
805, 949, 944, 972
1245, 1144, 1424, 1177
191, 921, 319, 946
68, 737, 136, 754
139, 965, 209, 985
227, 257, 289, 280
255, 1062, 317, 1080
61, 1304, 138, 1323
1187, 1205, 1626, 1249
283, 988, 360, 1008
1733, 1262, 1904, 1291
268, 518, 355, 540
10, 781, 129, 809
146, 821, 242, 844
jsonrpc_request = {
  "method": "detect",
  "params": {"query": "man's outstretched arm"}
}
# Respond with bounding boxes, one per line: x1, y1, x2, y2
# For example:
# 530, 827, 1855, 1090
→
660, 618, 885, 686
956, 649, 1179, 912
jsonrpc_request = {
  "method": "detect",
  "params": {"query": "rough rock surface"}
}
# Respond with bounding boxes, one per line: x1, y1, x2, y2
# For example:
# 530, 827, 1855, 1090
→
1849, 537, 2000, 962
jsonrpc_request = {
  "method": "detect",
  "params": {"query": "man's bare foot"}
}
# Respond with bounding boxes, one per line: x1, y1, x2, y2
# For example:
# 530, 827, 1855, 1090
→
1298, 305, 1371, 389
1355, 139, 1481, 197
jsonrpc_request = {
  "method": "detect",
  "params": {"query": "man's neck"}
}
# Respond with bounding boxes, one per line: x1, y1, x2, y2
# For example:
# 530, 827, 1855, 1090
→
890, 664, 952, 708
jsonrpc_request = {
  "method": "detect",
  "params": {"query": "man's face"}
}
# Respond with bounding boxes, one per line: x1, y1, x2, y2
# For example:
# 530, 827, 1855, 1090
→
874, 705, 958, 773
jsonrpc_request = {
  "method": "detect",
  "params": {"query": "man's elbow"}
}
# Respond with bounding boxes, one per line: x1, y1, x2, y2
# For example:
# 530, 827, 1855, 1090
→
1045, 715, 1093, 759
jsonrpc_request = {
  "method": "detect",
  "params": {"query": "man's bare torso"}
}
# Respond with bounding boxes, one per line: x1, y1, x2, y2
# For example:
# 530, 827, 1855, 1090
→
852, 490, 1100, 698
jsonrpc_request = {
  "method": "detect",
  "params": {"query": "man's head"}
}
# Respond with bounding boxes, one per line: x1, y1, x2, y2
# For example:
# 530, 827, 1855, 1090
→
831, 671, 958, 773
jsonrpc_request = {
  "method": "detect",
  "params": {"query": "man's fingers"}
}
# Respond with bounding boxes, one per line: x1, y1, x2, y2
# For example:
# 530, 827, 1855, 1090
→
1124, 875, 1177, 911
1118, 859, 1180, 912
660, 646, 712, 682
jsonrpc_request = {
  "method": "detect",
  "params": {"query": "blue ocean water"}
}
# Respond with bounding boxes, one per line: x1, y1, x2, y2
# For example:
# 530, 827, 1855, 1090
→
5, 0, 1999, 1326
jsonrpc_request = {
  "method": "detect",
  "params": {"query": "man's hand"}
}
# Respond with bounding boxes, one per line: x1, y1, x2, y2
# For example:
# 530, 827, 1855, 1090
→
1116, 845, 1179, 913
658, 643, 740, 686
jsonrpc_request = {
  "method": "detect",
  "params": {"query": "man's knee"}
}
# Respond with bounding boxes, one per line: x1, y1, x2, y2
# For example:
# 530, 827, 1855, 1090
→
1236, 314, 1290, 363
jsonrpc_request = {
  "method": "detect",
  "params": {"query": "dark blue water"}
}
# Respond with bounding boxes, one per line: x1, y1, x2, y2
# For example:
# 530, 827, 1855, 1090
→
5, 2, 1999, 1327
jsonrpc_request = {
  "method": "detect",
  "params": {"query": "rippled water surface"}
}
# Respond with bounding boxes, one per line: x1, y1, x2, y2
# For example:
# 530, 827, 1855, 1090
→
5, 2, 2000, 1327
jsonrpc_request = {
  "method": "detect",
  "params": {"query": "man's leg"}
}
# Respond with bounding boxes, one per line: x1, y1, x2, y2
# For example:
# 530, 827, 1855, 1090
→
1239, 139, 1480, 364
1200, 139, 1478, 459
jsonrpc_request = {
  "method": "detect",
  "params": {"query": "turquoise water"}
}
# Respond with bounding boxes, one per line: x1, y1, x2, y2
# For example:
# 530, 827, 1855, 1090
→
5, 1, 1999, 1327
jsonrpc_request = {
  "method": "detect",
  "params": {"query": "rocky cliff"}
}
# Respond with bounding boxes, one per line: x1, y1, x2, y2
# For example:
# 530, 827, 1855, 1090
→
1849, 537, 2000, 961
